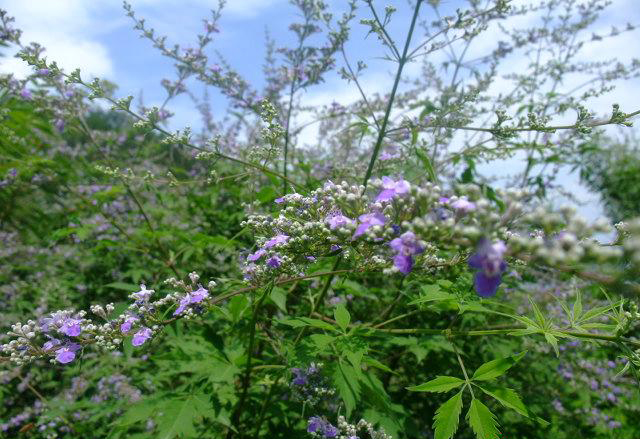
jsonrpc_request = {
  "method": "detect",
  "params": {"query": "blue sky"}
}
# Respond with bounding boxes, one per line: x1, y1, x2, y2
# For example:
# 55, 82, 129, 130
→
1, 0, 639, 222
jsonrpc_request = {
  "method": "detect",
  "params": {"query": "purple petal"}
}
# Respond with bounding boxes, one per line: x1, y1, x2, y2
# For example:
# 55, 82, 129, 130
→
55, 348, 76, 364
375, 188, 396, 202
394, 253, 413, 275
474, 272, 502, 297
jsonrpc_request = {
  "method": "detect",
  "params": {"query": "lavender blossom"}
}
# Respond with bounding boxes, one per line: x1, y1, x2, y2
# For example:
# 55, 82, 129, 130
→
389, 231, 424, 274
375, 176, 410, 202
325, 213, 353, 230
352, 212, 386, 239
55, 343, 81, 364
132, 327, 152, 347
468, 239, 507, 297
264, 234, 289, 248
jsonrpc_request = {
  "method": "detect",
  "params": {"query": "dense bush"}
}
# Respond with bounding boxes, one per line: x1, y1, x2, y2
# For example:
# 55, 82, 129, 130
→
1, 1, 639, 438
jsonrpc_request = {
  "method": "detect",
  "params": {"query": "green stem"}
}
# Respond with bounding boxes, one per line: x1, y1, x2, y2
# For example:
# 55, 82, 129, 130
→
229, 284, 273, 438
361, 0, 423, 189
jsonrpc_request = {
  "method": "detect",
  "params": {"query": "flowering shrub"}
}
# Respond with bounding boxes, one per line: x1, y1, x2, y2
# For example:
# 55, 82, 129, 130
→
1, 1, 640, 438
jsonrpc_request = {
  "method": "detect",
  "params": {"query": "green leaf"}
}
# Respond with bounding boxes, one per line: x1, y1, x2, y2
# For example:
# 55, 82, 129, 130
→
334, 304, 351, 332
544, 332, 559, 357
572, 291, 582, 321
416, 149, 438, 182
309, 334, 335, 350
256, 185, 277, 203
228, 295, 249, 322
471, 351, 526, 381
269, 287, 287, 312
409, 284, 456, 305
156, 393, 211, 439
362, 357, 395, 374
433, 391, 464, 439
407, 376, 465, 393
333, 362, 360, 416
298, 317, 338, 331
528, 297, 547, 327
478, 386, 549, 426
466, 398, 500, 439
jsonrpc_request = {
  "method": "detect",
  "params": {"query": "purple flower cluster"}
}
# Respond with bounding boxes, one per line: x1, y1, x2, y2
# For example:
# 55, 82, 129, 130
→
173, 286, 209, 315
290, 363, 335, 405
307, 417, 339, 438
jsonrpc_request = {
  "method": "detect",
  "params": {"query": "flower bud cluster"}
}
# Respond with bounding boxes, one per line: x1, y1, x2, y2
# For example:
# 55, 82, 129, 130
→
241, 177, 640, 295
307, 415, 391, 439
1, 273, 215, 366
290, 363, 335, 406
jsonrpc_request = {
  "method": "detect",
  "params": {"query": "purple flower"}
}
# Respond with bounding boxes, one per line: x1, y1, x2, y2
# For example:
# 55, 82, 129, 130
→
330, 244, 341, 252
43, 339, 61, 351
190, 286, 208, 303
120, 316, 139, 334
267, 255, 282, 268
20, 88, 32, 100
353, 212, 386, 239
389, 231, 424, 274
174, 297, 190, 315
308, 417, 323, 433
306, 255, 316, 262
55, 343, 81, 364
450, 196, 476, 213
132, 284, 153, 302
325, 213, 353, 230
247, 249, 266, 262
291, 368, 308, 386
132, 327, 152, 347
60, 318, 82, 336
264, 234, 289, 249
36, 68, 50, 76
468, 239, 507, 297
275, 197, 286, 204
375, 176, 411, 202
54, 118, 65, 132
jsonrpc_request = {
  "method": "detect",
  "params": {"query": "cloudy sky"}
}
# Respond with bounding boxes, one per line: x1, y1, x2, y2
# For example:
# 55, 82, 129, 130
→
1, 0, 639, 221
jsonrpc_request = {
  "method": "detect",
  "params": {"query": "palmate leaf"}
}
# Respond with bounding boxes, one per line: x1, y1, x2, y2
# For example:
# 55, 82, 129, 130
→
433, 391, 463, 439
466, 398, 500, 439
407, 376, 465, 393
471, 351, 527, 381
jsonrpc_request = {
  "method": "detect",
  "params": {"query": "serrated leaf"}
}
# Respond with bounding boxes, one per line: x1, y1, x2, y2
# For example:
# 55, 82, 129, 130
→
433, 391, 463, 439
334, 304, 351, 332
528, 297, 547, 327
407, 376, 465, 393
466, 398, 500, 439
298, 317, 339, 331
472, 351, 526, 381
309, 333, 335, 350
578, 302, 618, 323
333, 362, 360, 416
410, 284, 456, 305
478, 386, 549, 426
544, 332, 559, 357
572, 291, 582, 321
363, 357, 395, 374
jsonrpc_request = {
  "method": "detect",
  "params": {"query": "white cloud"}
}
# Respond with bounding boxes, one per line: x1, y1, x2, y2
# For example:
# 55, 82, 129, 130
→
0, 0, 115, 78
